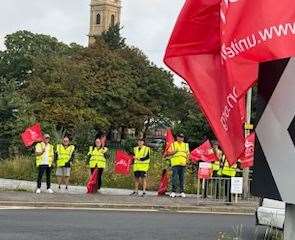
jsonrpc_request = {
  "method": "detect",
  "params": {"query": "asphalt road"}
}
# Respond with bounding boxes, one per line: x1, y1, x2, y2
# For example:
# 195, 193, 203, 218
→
0, 209, 265, 240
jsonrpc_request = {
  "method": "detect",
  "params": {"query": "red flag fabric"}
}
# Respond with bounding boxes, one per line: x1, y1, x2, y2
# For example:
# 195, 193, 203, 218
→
164, 0, 295, 164
114, 150, 133, 176
240, 133, 255, 169
197, 162, 213, 179
164, 128, 174, 155
164, 0, 245, 165
86, 169, 99, 193
190, 140, 218, 163
21, 123, 43, 147
221, 0, 295, 96
157, 169, 170, 196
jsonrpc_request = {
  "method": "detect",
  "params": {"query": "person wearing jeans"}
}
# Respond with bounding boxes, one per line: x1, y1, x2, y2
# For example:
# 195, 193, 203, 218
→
35, 134, 54, 194
166, 133, 189, 198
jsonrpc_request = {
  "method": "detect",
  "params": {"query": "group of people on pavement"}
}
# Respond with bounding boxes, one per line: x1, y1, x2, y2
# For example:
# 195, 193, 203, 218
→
34, 132, 235, 200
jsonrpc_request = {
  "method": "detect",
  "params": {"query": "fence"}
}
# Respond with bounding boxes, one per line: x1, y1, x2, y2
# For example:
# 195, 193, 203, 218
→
195, 177, 256, 204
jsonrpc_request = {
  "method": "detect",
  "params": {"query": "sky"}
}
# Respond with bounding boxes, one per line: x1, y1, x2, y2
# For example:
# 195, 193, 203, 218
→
0, 0, 184, 82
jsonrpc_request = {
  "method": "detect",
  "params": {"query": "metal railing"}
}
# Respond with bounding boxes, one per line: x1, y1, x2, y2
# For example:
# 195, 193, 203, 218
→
195, 177, 256, 204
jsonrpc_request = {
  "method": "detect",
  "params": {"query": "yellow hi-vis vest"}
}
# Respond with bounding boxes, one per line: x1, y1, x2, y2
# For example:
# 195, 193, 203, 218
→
217, 156, 237, 177
88, 146, 108, 169
35, 142, 54, 167
56, 144, 75, 167
212, 161, 220, 171
133, 146, 151, 172
170, 141, 189, 167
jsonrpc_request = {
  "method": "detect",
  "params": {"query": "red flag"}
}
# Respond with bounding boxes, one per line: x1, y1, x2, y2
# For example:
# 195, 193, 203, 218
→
164, 0, 245, 165
164, 0, 295, 164
114, 150, 133, 176
221, 0, 295, 97
164, 128, 174, 155
197, 162, 213, 179
86, 169, 99, 193
240, 133, 255, 169
21, 123, 43, 147
157, 169, 170, 196
190, 140, 218, 163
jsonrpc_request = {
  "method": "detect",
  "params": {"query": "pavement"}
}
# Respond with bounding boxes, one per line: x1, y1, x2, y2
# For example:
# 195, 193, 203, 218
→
0, 209, 265, 240
0, 178, 258, 215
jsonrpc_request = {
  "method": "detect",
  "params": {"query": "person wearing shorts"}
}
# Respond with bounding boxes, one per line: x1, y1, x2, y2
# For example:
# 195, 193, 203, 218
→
130, 138, 151, 197
55, 136, 75, 190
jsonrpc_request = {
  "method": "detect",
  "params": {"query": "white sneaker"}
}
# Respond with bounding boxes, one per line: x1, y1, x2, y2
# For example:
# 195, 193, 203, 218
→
170, 192, 176, 198
47, 188, 54, 194
36, 188, 41, 194
180, 192, 186, 198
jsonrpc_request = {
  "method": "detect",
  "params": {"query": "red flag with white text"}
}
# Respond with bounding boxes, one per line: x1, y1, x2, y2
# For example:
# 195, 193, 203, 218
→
190, 140, 218, 163
164, 0, 245, 165
114, 150, 134, 175
240, 133, 255, 169
164, 0, 295, 164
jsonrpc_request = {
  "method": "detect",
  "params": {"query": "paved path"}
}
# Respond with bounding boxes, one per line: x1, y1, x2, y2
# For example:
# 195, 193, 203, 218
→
0, 209, 266, 240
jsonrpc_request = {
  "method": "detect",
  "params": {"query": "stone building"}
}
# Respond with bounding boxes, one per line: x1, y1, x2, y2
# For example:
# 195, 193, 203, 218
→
88, 0, 122, 45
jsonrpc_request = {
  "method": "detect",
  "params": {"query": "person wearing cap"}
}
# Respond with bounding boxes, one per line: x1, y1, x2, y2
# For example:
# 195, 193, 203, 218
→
130, 138, 151, 197
55, 136, 75, 191
166, 133, 189, 198
35, 134, 54, 194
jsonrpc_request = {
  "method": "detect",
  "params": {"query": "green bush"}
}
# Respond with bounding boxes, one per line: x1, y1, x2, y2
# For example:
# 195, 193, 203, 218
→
0, 151, 198, 193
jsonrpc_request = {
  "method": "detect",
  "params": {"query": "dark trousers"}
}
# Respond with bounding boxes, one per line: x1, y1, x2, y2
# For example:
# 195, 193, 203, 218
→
172, 166, 185, 193
225, 177, 232, 203
91, 168, 104, 190
37, 165, 51, 189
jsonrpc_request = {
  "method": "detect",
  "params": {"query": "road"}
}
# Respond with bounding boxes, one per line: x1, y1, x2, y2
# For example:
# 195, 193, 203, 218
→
0, 209, 265, 240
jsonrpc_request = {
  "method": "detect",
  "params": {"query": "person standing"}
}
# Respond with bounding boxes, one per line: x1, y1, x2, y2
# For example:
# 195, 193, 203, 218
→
35, 134, 54, 194
166, 133, 189, 198
55, 136, 75, 191
130, 138, 151, 197
87, 138, 108, 191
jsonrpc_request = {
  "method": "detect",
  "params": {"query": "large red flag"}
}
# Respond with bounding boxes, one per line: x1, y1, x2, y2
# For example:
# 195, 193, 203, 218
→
164, 0, 295, 164
164, 0, 245, 165
221, 0, 295, 97
190, 140, 218, 163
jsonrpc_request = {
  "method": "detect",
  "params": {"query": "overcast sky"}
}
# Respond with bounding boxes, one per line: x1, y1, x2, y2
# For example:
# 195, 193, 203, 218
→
0, 0, 184, 80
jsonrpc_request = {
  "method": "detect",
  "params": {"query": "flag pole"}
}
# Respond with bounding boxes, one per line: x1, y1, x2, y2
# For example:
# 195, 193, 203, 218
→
242, 88, 252, 198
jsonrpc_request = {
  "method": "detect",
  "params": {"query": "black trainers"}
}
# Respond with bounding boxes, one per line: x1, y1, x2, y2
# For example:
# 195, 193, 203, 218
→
58, 185, 61, 190
129, 191, 138, 196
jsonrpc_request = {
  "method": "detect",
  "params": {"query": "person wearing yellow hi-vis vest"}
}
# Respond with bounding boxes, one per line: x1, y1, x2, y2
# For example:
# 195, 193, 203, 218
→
87, 137, 108, 191
130, 138, 151, 197
217, 154, 237, 202
35, 134, 54, 194
55, 136, 75, 191
166, 133, 189, 198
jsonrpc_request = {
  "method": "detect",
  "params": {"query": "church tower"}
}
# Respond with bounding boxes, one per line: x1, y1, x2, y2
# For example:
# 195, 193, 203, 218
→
88, 0, 122, 46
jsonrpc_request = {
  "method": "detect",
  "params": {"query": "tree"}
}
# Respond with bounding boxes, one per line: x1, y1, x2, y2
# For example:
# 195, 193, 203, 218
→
101, 24, 126, 50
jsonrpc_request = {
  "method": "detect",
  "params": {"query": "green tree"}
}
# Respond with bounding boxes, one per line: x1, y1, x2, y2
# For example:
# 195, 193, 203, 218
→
101, 24, 126, 50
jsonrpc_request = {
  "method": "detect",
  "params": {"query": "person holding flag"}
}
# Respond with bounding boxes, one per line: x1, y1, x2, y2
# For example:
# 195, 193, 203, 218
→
35, 134, 54, 194
130, 138, 151, 197
55, 136, 75, 191
87, 137, 108, 192
166, 133, 189, 198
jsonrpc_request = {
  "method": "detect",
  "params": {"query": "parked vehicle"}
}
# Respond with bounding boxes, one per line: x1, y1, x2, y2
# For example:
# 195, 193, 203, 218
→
146, 138, 165, 150
256, 198, 286, 229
